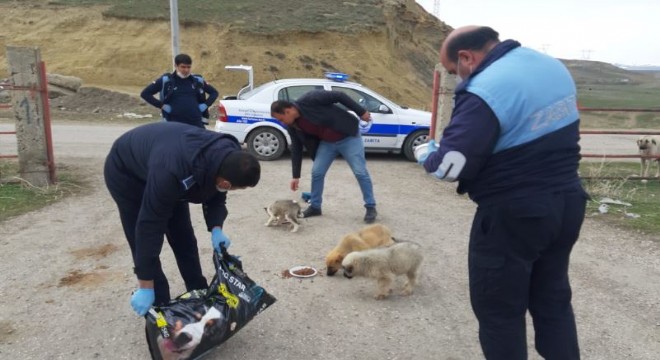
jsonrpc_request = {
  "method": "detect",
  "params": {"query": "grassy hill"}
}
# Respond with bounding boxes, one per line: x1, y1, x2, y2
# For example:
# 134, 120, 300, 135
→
0, 0, 447, 109
1, 0, 658, 116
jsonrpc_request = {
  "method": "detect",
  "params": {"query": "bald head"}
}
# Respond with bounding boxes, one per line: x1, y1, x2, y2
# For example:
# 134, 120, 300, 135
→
440, 26, 500, 77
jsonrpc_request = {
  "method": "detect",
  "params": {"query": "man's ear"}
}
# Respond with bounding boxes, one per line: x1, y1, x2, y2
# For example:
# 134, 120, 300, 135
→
216, 178, 230, 188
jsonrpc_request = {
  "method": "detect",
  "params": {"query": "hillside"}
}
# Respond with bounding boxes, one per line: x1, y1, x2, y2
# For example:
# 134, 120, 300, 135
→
0, 0, 449, 109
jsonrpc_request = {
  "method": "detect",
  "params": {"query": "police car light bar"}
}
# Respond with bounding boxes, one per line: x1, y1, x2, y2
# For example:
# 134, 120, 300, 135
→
324, 72, 350, 82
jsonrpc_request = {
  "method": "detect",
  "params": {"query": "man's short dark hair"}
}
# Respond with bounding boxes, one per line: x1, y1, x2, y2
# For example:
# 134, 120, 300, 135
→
270, 100, 295, 115
217, 151, 261, 187
174, 53, 193, 66
446, 27, 500, 62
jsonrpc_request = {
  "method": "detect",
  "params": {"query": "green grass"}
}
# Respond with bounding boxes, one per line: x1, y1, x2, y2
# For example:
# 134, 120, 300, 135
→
577, 84, 660, 109
580, 161, 660, 238
0, 160, 88, 222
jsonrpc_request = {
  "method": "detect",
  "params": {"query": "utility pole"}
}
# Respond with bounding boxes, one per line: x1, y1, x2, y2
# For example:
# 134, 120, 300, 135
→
433, 0, 441, 18
169, 0, 180, 69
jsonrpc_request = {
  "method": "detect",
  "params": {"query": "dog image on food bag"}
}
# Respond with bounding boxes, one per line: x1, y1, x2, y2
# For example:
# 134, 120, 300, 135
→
637, 135, 660, 178
264, 199, 303, 232
342, 241, 423, 300
325, 223, 396, 276
157, 306, 223, 360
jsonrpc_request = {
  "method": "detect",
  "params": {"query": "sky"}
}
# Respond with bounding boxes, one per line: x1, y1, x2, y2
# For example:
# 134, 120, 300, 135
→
416, 0, 660, 66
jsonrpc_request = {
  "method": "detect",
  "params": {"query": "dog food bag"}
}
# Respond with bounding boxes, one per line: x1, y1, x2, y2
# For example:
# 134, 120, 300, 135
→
145, 249, 277, 360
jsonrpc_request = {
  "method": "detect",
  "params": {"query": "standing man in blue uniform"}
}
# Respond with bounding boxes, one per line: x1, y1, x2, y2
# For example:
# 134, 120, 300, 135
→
420, 26, 588, 359
270, 90, 378, 223
104, 122, 260, 316
141, 53, 219, 128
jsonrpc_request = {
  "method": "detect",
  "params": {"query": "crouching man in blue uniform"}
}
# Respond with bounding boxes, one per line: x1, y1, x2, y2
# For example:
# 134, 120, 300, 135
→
104, 122, 260, 316
420, 26, 588, 360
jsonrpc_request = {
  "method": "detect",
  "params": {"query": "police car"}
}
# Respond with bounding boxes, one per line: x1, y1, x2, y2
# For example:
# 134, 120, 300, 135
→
214, 65, 431, 161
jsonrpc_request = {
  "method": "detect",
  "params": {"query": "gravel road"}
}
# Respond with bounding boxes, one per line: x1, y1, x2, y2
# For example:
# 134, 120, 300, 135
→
0, 122, 658, 360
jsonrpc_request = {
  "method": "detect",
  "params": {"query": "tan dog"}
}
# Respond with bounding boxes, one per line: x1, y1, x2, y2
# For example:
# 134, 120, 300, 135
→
325, 224, 395, 276
342, 241, 423, 300
637, 135, 660, 178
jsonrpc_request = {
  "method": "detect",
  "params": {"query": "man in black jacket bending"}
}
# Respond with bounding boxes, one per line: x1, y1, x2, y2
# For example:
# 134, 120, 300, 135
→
271, 90, 377, 223
104, 122, 260, 316
141, 53, 219, 128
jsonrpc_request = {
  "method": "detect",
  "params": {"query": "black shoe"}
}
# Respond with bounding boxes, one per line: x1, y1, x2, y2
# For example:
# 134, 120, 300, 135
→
364, 206, 377, 224
302, 206, 322, 218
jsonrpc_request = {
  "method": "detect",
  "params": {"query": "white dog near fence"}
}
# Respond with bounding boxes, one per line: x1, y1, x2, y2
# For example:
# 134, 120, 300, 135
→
636, 135, 660, 178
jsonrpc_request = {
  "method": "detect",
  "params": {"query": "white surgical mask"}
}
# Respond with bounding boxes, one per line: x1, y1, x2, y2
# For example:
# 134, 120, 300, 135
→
176, 71, 190, 78
216, 186, 228, 193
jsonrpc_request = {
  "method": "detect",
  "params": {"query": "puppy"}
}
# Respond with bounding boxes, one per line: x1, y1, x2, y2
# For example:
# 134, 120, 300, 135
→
342, 241, 423, 300
637, 135, 660, 177
158, 306, 222, 360
264, 200, 302, 232
325, 224, 395, 276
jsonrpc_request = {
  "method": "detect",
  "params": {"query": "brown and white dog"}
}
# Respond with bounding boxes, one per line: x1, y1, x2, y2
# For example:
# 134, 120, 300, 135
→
637, 135, 660, 178
325, 224, 396, 276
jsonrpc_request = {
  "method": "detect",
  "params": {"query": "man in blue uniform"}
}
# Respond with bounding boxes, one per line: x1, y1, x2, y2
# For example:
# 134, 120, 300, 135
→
141, 53, 219, 128
270, 90, 377, 223
104, 122, 260, 316
420, 26, 588, 359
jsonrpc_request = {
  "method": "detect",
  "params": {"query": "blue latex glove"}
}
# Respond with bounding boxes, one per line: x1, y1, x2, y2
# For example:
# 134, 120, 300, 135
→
427, 139, 439, 152
162, 104, 172, 113
131, 288, 155, 316
211, 227, 231, 252
417, 140, 439, 164
198, 103, 208, 112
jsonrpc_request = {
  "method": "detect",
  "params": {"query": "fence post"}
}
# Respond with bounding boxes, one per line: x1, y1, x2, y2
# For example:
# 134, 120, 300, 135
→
434, 65, 455, 141
6, 46, 52, 187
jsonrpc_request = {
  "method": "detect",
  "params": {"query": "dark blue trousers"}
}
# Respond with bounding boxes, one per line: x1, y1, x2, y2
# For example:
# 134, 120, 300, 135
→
469, 187, 587, 360
104, 153, 207, 305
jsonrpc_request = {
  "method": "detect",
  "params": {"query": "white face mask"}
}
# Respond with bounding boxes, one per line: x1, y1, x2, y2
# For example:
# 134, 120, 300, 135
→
216, 186, 228, 193
176, 71, 190, 79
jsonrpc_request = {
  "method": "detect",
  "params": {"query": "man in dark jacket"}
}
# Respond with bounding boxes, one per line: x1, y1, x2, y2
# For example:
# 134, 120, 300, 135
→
104, 122, 260, 316
420, 26, 587, 360
140, 53, 219, 128
270, 90, 377, 223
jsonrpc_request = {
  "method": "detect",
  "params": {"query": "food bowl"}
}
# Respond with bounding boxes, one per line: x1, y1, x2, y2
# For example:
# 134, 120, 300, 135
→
414, 142, 430, 162
288, 266, 318, 278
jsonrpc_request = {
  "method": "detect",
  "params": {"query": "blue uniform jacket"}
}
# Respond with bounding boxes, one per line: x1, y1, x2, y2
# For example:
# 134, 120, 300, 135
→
141, 72, 219, 127
424, 40, 582, 204
108, 122, 239, 279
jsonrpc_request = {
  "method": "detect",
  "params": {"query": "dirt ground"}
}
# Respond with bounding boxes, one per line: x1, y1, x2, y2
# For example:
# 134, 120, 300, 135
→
0, 120, 658, 360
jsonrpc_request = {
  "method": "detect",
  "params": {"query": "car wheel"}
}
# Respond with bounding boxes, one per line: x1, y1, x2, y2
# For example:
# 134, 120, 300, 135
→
246, 127, 286, 161
402, 129, 429, 161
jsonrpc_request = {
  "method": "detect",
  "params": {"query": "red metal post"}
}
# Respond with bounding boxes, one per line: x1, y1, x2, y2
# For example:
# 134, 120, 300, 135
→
39, 61, 57, 183
429, 69, 440, 139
